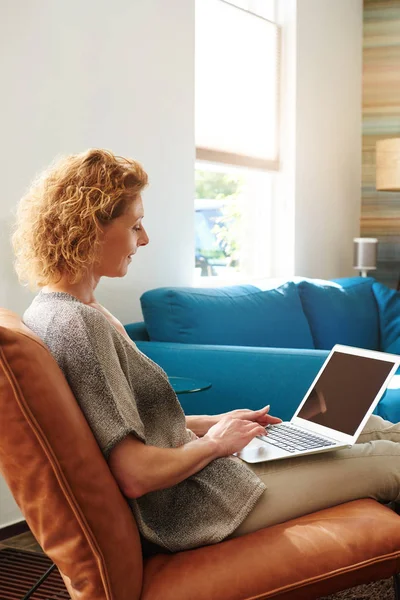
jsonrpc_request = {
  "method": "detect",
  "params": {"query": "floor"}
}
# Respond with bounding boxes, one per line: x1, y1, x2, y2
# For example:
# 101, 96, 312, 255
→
0, 530, 43, 554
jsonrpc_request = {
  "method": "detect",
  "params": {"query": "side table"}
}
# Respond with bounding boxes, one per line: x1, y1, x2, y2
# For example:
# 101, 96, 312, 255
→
168, 376, 212, 395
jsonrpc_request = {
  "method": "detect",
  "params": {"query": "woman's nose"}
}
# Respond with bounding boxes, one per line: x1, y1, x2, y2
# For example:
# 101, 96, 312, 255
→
140, 227, 149, 246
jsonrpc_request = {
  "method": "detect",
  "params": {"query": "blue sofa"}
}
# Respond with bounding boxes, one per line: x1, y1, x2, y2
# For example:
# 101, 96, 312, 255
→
125, 277, 400, 422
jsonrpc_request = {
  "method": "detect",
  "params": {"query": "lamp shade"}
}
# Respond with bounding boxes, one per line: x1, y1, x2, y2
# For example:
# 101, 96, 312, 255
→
376, 138, 400, 191
353, 238, 378, 271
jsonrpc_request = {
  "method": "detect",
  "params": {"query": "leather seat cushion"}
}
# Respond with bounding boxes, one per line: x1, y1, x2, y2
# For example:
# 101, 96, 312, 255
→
142, 499, 400, 600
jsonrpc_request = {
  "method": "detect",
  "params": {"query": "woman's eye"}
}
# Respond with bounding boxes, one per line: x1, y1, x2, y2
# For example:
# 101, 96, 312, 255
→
132, 225, 141, 232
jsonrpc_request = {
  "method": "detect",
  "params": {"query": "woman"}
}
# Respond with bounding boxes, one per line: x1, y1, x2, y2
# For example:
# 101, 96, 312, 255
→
13, 149, 400, 554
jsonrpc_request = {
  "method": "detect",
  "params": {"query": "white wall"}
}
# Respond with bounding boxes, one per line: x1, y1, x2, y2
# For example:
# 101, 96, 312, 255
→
0, 0, 195, 324
294, 0, 363, 278
0, 0, 194, 528
0, 0, 363, 529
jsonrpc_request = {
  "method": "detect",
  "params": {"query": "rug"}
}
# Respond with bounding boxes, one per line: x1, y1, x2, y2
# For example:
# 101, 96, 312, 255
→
0, 547, 69, 599
319, 577, 395, 600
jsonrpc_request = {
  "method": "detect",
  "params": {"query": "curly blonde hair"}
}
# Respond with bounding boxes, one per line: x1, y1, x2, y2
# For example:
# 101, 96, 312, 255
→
12, 148, 148, 289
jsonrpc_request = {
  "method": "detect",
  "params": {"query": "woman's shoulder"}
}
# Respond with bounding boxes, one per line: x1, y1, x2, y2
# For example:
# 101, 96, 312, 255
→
23, 291, 115, 345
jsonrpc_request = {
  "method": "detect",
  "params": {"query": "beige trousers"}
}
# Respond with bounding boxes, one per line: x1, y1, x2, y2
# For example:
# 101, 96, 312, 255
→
230, 415, 400, 538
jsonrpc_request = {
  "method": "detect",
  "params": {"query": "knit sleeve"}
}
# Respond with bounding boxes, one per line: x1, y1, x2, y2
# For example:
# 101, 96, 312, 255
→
48, 307, 145, 459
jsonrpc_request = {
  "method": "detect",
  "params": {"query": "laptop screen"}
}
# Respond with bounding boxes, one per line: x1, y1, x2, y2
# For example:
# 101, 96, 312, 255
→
296, 351, 395, 436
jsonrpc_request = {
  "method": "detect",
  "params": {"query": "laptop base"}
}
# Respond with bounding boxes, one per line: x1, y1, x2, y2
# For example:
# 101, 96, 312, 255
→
237, 433, 349, 464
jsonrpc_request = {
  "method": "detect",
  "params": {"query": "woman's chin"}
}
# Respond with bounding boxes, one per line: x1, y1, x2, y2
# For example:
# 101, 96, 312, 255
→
99, 258, 132, 278
118, 265, 130, 277
103, 266, 130, 278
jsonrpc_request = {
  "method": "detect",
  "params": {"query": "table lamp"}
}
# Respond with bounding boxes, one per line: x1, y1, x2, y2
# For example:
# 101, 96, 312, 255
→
353, 238, 378, 277
376, 138, 400, 192
375, 137, 400, 289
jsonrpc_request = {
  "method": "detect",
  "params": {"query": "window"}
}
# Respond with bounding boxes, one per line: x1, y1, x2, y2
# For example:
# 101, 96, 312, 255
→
195, 162, 273, 282
195, 0, 280, 282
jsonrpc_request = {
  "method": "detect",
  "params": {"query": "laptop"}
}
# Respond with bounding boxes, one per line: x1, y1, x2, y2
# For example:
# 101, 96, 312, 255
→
237, 344, 400, 464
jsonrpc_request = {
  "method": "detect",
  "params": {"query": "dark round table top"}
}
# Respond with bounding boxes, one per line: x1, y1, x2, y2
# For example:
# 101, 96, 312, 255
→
168, 376, 212, 395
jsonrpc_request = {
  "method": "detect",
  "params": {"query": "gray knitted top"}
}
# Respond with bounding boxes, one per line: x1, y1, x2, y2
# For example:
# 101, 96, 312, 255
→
24, 291, 265, 552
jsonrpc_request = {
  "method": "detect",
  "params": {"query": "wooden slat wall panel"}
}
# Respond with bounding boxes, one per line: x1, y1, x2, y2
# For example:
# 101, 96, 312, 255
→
362, 0, 400, 287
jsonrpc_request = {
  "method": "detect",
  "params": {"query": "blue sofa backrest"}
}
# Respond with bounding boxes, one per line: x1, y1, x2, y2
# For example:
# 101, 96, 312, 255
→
137, 277, 380, 351
297, 277, 379, 350
140, 282, 315, 348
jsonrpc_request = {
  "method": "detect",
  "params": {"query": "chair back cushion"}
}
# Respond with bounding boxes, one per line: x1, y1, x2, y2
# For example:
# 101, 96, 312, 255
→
298, 278, 380, 350
0, 309, 143, 600
140, 283, 315, 348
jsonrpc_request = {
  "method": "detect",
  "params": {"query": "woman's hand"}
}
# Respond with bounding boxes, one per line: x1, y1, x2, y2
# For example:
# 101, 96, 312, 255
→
221, 405, 282, 428
204, 416, 266, 457
185, 405, 281, 438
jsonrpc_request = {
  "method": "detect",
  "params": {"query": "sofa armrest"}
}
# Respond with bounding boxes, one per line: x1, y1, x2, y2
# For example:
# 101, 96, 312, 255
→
125, 321, 150, 341
136, 341, 328, 421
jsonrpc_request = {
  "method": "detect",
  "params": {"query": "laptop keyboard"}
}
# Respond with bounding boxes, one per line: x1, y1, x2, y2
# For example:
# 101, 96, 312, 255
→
259, 423, 336, 453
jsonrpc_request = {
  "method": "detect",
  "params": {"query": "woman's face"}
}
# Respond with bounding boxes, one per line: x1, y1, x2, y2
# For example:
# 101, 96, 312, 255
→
96, 196, 149, 278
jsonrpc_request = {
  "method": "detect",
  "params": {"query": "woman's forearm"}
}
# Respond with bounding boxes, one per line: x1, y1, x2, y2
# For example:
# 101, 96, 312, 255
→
109, 416, 266, 499
186, 414, 219, 436
109, 434, 220, 499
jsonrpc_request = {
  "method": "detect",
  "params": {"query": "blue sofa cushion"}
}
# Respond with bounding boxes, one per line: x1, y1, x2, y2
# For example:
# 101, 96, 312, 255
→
297, 278, 379, 350
140, 283, 315, 348
372, 282, 400, 352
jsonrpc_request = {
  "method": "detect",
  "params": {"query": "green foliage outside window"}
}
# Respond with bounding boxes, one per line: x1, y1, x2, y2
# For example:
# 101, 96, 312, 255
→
195, 170, 244, 200
195, 170, 245, 268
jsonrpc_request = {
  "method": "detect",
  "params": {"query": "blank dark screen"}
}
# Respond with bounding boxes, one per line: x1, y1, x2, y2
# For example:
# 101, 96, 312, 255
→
297, 352, 395, 435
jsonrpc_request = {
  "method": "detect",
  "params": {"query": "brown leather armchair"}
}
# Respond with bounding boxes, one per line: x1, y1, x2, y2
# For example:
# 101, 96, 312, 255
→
1, 309, 400, 600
